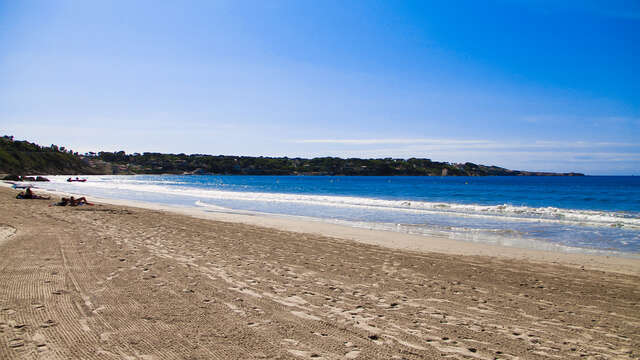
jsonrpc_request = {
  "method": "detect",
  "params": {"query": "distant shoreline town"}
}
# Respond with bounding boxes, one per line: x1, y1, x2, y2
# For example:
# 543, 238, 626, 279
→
1, 135, 584, 177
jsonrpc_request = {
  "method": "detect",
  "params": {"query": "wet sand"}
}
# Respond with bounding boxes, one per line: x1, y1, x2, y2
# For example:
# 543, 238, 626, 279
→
1, 186, 639, 359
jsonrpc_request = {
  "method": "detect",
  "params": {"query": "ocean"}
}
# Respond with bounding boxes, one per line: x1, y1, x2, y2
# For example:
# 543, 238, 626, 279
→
39, 175, 640, 257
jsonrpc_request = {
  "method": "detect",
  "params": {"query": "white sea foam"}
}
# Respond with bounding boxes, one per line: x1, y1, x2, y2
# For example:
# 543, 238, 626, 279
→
44, 175, 640, 230
38, 175, 640, 255
192, 201, 639, 258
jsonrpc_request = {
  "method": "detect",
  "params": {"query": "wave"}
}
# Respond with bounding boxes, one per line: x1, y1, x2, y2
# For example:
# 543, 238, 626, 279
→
192, 201, 639, 258
44, 176, 640, 230
194, 201, 231, 212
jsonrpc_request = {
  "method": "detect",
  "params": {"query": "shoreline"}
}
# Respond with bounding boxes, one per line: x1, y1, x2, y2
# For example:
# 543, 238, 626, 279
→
6, 181, 639, 275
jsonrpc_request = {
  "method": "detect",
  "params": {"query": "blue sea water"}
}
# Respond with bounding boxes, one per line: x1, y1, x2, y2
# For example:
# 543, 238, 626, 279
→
38, 175, 640, 256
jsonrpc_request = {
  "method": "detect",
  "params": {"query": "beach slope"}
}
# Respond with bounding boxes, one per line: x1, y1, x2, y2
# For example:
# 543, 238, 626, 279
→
0, 187, 638, 359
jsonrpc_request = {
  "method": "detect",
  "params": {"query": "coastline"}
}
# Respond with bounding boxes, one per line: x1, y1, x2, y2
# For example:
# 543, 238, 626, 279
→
5, 181, 639, 275
1, 185, 639, 358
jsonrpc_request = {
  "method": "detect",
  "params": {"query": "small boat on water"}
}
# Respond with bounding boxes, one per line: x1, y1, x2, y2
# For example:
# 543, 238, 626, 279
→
67, 177, 87, 182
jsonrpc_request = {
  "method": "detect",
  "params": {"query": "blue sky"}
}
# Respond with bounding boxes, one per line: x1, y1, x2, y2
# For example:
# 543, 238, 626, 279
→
1, 0, 638, 174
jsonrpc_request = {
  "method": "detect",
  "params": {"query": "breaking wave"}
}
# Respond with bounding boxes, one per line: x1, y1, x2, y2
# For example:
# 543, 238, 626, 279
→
45, 175, 640, 230
39, 175, 640, 255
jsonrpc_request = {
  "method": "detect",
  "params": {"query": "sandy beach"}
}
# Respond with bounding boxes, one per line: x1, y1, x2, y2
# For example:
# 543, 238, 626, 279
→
1, 185, 639, 359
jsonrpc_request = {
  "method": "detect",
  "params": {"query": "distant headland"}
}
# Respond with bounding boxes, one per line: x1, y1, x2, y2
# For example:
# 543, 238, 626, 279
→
0, 135, 584, 177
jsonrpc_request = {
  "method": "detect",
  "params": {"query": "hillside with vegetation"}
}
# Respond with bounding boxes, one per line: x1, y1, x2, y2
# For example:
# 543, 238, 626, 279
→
0, 136, 584, 176
0, 136, 100, 175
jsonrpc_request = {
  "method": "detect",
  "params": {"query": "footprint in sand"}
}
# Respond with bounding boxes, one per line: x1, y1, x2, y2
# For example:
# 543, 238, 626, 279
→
40, 320, 56, 328
345, 350, 361, 359
31, 333, 48, 352
8, 338, 24, 348
287, 349, 325, 358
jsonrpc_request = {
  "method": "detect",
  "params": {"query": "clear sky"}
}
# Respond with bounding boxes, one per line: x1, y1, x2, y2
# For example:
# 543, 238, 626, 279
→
1, 0, 638, 175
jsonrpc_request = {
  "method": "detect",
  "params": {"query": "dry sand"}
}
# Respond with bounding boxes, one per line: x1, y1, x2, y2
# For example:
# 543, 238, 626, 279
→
1, 186, 639, 359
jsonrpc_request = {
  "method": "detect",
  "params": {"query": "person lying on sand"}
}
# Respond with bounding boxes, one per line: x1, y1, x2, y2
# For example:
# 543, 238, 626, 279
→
16, 188, 51, 200
70, 196, 93, 206
55, 196, 93, 206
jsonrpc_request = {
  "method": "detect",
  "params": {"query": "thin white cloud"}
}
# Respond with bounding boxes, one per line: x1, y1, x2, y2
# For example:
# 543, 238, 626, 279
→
294, 138, 638, 149
294, 138, 493, 145
292, 138, 640, 173
332, 148, 640, 161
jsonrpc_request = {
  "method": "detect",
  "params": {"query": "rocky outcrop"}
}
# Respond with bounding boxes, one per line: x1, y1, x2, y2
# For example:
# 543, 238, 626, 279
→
1, 175, 50, 182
